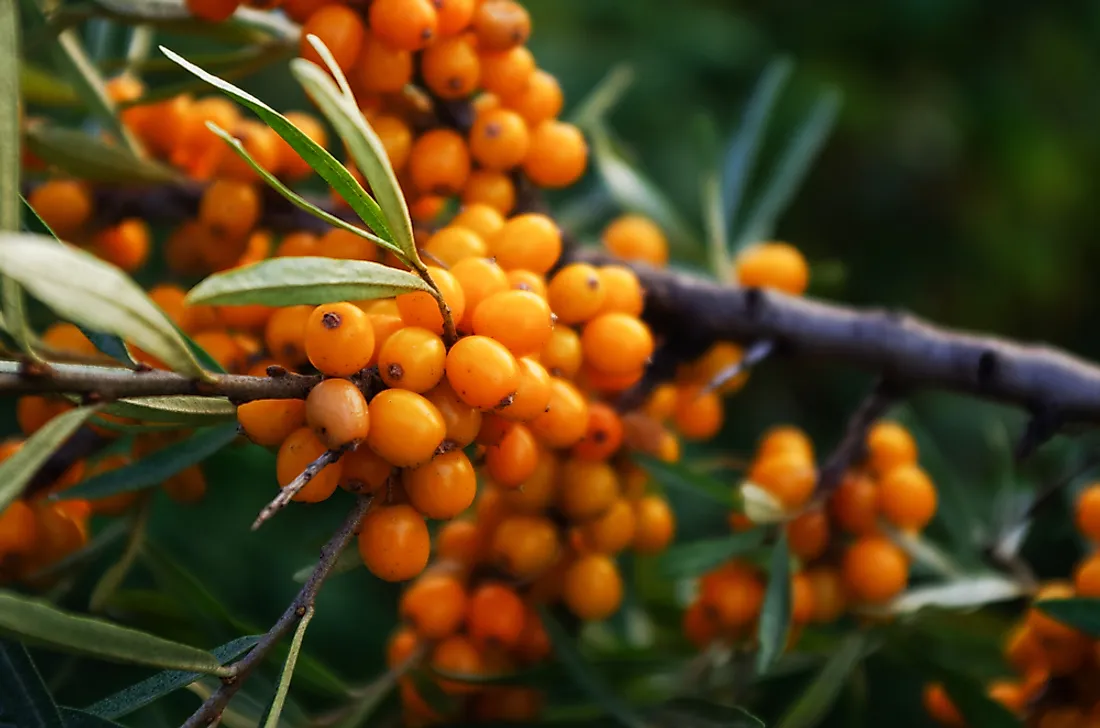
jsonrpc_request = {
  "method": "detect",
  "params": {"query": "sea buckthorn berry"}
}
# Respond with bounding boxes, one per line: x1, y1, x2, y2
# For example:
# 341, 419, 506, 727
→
28, 180, 92, 240
842, 535, 908, 604
501, 446, 557, 514
866, 420, 918, 475
304, 302, 375, 377
507, 269, 547, 297
548, 263, 605, 325
581, 313, 654, 376
790, 572, 816, 624
387, 627, 419, 669
1075, 553, 1100, 596
683, 600, 718, 649
563, 554, 623, 621
358, 503, 430, 582
264, 305, 312, 370
186, 0, 240, 23
472, 290, 554, 357
409, 129, 470, 195
422, 35, 480, 100
558, 459, 619, 522
423, 227, 486, 267
0, 501, 37, 557
400, 573, 467, 640
300, 4, 365, 70
275, 112, 327, 180
469, 109, 530, 171
735, 241, 810, 296
93, 218, 150, 272
787, 508, 830, 562
672, 385, 724, 440
479, 46, 535, 97
367, 390, 446, 467
402, 450, 476, 519
436, 519, 480, 567
218, 121, 279, 182
632, 495, 675, 554
491, 514, 560, 577
353, 35, 413, 94
425, 381, 482, 447
579, 498, 636, 554
580, 364, 644, 394
276, 427, 343, 503
463, 169, 516, 214
276, 230, 321, 257
163, 466, 207, 504
320, 228, 377, 261
85, 456, 139, 516
501, 358, 552, 422
503, 70, 563, 125
805, 567, 846, 623
468, 582, 526, 648
513, 609, 551, 665
490, 213, 561, 274
433, 0, 475, 35
450, 258, 509, 333
369, 0, 438, 51
1076, 484, 1100, 541
192, 330, 246, 372
237, 399, 306, 448
397, 266, 466, 335
923, 683, 964, 728
540, 326, 582, 378
530, 378, 589, 448
750, 451, 816, 511
370, 114, 413, 170
472, 0, 529, 50
602, 215, 669, 267
596, 265, 645, 317
700, 562, 763, 628
446, 335, 520, 411
572, 403, 623, 462
523, 121, 588, 188
306, 379, 370, 450
477, 412, 515, 447
199, 179, 259, 240
148, 285, 188, 326
379, 327, 446, 393
339, 447, 392, 494
486, 424, 539, 488
451, 204, 505, 240
986, 681, 1026, 716
878, 463, 937, 531
16, 396, 70, 436
830, 470, 879, 534
431, 634, 484, 693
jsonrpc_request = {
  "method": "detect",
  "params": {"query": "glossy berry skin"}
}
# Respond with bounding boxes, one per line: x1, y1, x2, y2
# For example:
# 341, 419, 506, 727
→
199, 179, 259, 240
502, 69, 562, 125
830, 470, 879, 534
632, 495, 675, 554
470, 109, 530, 171
402, 450, 477, 520
446, 335, 520, 411
28, 180, 92, 240
596, 265, 645, 317
563, 554, 623, 621
1077, 484, 1100, 541
424, 381, 482, 447
572, 402, 624, 461
672, 385, 724, 441
540, 326, 583, 379
485, 423, 539, 488
304, 302, 375, 377
558, 458, 619, 522
472, 289, 554, 357
602, 215, 669, 267
94, 218, 150, 272
396, 266, 466, 335
548, 263, 605, 325
276, 427, 343, 503
842, 536, 908, 604
491, 515, 559, 577
749, 451, 817, 511
354, 36, 412, 94
358, 503, 430, 582
529, 378, 589, 448
366, 389, 446, 467
877, 463, 937, 530
489, 213, 561, 274
699, 562, 763, 628
581, 313, 654, 376
578, 498, 636, 554
735, 242, 809, 296
866, 420, 918, 475
409, 129, 470, 195
305, 378, 370, 450
500, 358, 552, 422
472, 0, 530, 50
369, 0, 438, 51
339, 448, 392, 494
523, 120, 588, 188
463, 169, 516, 214
451, 257, 509, 332
264, 305, 312, 370
467, 583, 526, 648
479, 46, 535, 97
400, 573, 467, 640
787, 508, 830, 562
378, 327, 446, 393
422, 36, 480, 100
423, 226, 487, 267
237, 399, 306, 448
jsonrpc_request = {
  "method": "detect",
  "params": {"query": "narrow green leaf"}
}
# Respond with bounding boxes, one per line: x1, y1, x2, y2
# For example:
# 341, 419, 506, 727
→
89, 498, 152, 613
882, 574, 1025, 616
85, 635, 261, 719
290, 55, 418, 267
756, 530, 791, 674
0, 405, 99, 513
633, 454, 738, 508
701, 171, 730, 282
0, 591, 229, 675
775, 631, 870, 728
657, 530, 766, 579
0, 639, 65, 728
59, 424, 238, 502
722, 57, 793, 230
262, 607, 314, 728
19, 62, 80, 107
91, 394, 236, 426
736, 88, 841, 249
568, 63, 635, 130
76, 326, 139, 369
1035, 598, 1100, 637
23, 125, 181, 185
186, 256, 431, 308
0, 234, 209, 378
941, 675, 1023, 728
160, 46, 394, 243
537, 606, 647, 728
77, 0, 299, 45
59, 708, 127, 728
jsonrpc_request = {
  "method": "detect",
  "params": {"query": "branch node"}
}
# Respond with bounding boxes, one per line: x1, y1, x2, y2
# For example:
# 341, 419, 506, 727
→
977, 349, 998, 387
19, 359, 52, 379
266, 364, 289, 378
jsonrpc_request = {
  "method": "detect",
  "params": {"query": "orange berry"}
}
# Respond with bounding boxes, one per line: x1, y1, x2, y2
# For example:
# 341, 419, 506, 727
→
192, 330, 247, 372
539, 326, 583, 378
632, 495, 675, 554
489, 213, 561, 274
1028, 581, 1081, 642
359, 503, 430, 581
28, 180, 92, 240
465, 583, 525, 653
513, 609, 550, 665
436, 519, 480, 567
479, 46, 534, 97
451, 204, 505, 240
403, 450, 476, 519
866, 421, 918, 475
163, 465, 207, 504
558, 458, 619, 522
276, 230, 321, 257
422, 35, 480, 100
237, 399, 307, 448
578, 498, 636, 554
450, 256, 509, 333
445, 335, 520, 411
369, 0, 438, 51
463, 169, 516, 214
476, 412, 515, 447
682, 600, 718, 649
923, 683, 964, 727
805, 566, 847, 623
749, 451, 816, 511
423, 226, 486, 267
602, 215, 668, 267
217, 120, 280, 182
735, 242, 809, 296
186, 0, 241, 22
396, 266, 466, 335
379, 327, 446, 393
275, 112, 328, 181
878, 463, 937, 531
400, 573, 467, 640
581, 313, 654, 376
305, 378, 370, 450
471, 289, 554, 357
486, 423, 539, 488
790, 572, 816, 623
500, 358, 552, 423
353, 35, 412, 94
433, 0, 475, 35
472, 0, 529, 50
304, 302, 375, 377
199, 179, 259, 240
320, 228, 378, 261
1075, 553, 1100, 597
523, 120, 588, 188
548, 263, 605, 325
469, 108, 529, 171
264, 305, 312, 370
507, 269, 547, 297
366, 390, 446, 467
93, 218, 150, 272
572, 402, 624, 461
276, 427, 343, 503
0, 501, 37, 557
409, 129, 470, 195
700, 562, 764, 628
597, 265, 645, 317
41, 322, 97, 357
339, 447, 392, 494
491, 514, 559, 577
986, 680, 1026, 716
681, 342, 750, 394
842, 535, 908, 604
529, 378, 589, 448
387, 627, 420, 669
16, 396, 70, 436
580, 364, 644, 394
830, 470, 879, 534
300, 4, 364, 70
787, 508, 830, 562
672, 385, 724, 440
425, 381, 483, 447
563, 553, 623, 621
1076, 484, 1100, 541
502, 70, 562, 125
431, 634, 484, 693
500, 446, 557, 514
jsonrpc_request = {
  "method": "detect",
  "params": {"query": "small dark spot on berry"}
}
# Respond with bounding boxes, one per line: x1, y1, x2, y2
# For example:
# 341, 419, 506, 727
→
322, 312, 342, 330
495, 392, 516, 410
448, 77, 463, 91
421, 27, 434, 41
585, 275, 599, 289
592, 430, 607, 443
485, 122, 502, 138
344, 479, 365, 493
387, 363, 404, 381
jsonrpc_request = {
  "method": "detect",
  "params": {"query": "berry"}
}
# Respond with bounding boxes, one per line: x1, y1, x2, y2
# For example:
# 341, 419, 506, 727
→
563, 554, 623, 621
602, 215, 669, 267
451, 204, 506, 240
472, 0, 530, 51
878, 463, 937, 530
842, 536, 908, 604
93, 218, 150, 272
923, 683, 964, 728
403, 450, 477, 519
830, 470, 879, 534
507, 269, 547, 297
463, 169, 516, 213
0, 501, 37, 557
379, 327, 446, 393
578, 498, 636, 554
735, 242, 809, 296
425, 381, 483, 447
682, 600, 718, 649
485, 423, 539, 488
423, 226, 487, 267
548, 263, 605, 325
199, 179, 259, 240
540, 326, 582, 378
434, 0, 475, 35
787, 508, 830, 562
1075, 484, 1100, 541
359, 503, 430, 581
237, 399, 307, 448
529, 378, 589, 448
436, 519, 480, 567
186, 0, 240, 22
339, 447, 392, 494
354, 38, 413, 94
572, 402, 623, 462
581, 313, 653, 376
523, 121, 588, 188
367, 390, 446, 467
467, 582, 526, 648
387, 627, 420, 668
28, 180, 92, 239
368, 0, 438, 51
672, 385, 724, 440
500, 358, 552, 422
422, 36, 480, 100
470, 109, 530, 171
479, 46, 535, 97
400, 572, 467, 640
306, 378, 370, 450
409, 129, 470, 195
451, 256, 509, 332
866, 420, 918, 475
218, 121, 279, 182
558, 458, 619, 522
491, 515, 559, 577
790, 572, 816, 623
472, 289, 554, 356
320, 228, 377, 260
805, 567, 847, 623
596, 265, 645, 316
632, 495, 675, 554
500, 447, 557, 513
304, 302, 375, 377
502, 69, 561, 125
276, 427, 343, 503
749, 451, 816, 511
445, 335, 520, 411
431, 635, 484, 693
489, 213, 561, 274
700, 562, 763, 628
1027, 582, 1080, 642
396, 266, 466, 335
1075, 553, 1100, 596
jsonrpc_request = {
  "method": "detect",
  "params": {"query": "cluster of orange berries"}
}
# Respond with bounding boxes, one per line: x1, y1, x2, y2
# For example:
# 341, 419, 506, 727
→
682, 420, 939, 650
924, 485, 1100, 728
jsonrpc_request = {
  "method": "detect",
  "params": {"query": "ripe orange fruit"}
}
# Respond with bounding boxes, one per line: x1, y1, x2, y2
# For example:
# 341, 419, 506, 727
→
358, 503, 430, 581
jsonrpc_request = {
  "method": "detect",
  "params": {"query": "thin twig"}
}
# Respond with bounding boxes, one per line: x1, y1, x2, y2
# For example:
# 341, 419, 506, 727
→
815, 380, 899, 495
700, 338, 775, 396
251, 449, 347, 531
182, 496, 373, 728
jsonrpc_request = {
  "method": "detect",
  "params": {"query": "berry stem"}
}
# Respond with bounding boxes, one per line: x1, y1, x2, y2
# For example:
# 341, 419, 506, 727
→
251, 447, 347, 530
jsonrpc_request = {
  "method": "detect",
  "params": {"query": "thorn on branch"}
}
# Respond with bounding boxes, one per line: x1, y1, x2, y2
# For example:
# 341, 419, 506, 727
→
816, 379, 901, 495
700, 339, 775, 396
1015, 404, 1063, 463
251, 448, 347, 530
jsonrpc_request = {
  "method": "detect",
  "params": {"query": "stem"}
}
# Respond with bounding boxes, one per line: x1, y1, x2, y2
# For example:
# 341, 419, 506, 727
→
251, 449, 346, 531
815, 380, 899, 496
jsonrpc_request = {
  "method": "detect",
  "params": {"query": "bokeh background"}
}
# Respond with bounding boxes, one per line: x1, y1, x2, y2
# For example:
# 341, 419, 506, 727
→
16, 1, 1100, 725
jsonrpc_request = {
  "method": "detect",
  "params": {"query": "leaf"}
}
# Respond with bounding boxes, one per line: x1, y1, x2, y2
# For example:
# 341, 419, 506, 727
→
722, 57, 794, 231
292, 547, 360, 583
537, 606, 647, 728
0, 591, 229, 675
756, 530, 791, 674
103, 395, 236, 425
654, 698, 763, 728
1035, 598, 1100, 637
262, 608, 314, 728
568, 63, 635, 130
882, 575, 1026, 616
186, 256, 431, 308
0, 405, 99, 513
19, 62, 79, 107
23, 125, 181, 185
76, 326, 139, 369
633, 454, 738, 508
160, 46, 394, 244
0, 3, 18, 233
58, 708, 127, 728
941, 674, 1023, 728
89, 499, 152, 613
657, 530, 766, 579
775, 631, 871, 728
0, 235, 209, 378
701, 171, 730, 282
0, 639, 65, 728
736, 88, 841, 249
85, 635, 261, 719
329, 671, 401, 728
290, 53, 418, 266
59, 424, 238, 502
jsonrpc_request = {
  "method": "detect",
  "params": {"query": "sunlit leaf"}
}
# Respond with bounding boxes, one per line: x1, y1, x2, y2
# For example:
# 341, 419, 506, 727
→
23, 125, 181, 184
880, 574, 1026, 616
756, 530, 791, 673
0, 639, 65, 728
261, 608, 314, 728
633, 454, 738, 508
0, 405, 99, 513
186, 257, 431, 307
101, 395, 236, 425
657, 530, 766, 579
1035, 598, 1100, 637
775, 631, 871, 728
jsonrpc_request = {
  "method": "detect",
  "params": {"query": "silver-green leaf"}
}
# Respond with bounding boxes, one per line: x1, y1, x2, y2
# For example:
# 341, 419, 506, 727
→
23, 125, 182, 185
0, 405, 100, 513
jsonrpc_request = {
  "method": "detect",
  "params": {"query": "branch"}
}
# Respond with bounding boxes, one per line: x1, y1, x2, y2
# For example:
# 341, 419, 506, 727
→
251, 448, 346, 531
815, 379, 899, 495
181, 496, 373, 728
